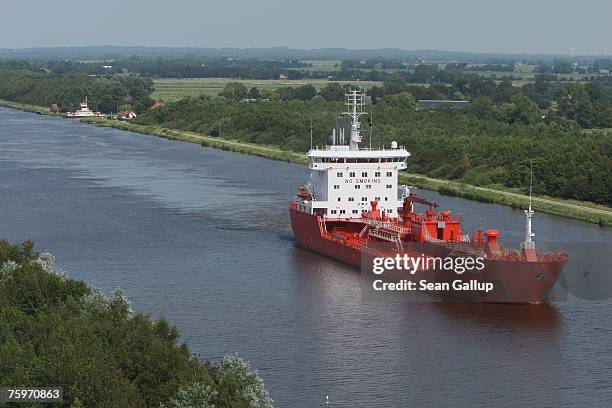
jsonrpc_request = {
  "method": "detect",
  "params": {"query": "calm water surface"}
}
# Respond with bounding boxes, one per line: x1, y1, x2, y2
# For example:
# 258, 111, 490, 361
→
1, 108, 611, 407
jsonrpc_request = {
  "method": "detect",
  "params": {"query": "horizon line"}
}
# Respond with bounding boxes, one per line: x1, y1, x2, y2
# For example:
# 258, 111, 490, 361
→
0, 45, 608, 58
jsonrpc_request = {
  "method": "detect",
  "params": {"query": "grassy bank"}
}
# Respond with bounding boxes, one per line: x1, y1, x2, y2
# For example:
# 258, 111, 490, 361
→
0, 99, 60, 115
399, 174, 612, 226
81, 118, 611, 226
2, 100, 609, 226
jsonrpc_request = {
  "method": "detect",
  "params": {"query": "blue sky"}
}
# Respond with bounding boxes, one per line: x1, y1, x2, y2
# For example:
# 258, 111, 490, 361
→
2, 0, 610, 55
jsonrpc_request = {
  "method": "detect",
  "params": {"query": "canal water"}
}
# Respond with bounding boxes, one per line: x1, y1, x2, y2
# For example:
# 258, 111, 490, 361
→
1, 108, 610, 407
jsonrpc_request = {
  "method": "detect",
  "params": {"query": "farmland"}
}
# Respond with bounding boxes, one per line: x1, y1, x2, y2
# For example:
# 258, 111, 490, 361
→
152, 77, 381, 100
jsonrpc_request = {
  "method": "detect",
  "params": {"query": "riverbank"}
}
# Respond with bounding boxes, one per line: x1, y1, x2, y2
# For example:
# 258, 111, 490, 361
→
1, 100, 610, 226
0, 99, 61, 115
81, 117, 611, 226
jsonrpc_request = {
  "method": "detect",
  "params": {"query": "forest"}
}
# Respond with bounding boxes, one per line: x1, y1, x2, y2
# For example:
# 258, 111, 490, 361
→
0, 239, 273, 407
0, 67, 154, 113
138, 78, 612, 205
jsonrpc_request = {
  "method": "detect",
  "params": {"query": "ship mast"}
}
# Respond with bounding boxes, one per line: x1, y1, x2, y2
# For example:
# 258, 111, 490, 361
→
523, 164, 535, 249
344, 90, 366, 151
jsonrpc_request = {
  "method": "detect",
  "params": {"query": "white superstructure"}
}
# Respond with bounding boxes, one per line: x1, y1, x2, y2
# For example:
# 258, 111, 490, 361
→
301, 90, 410, 219
66, 96, 104, 118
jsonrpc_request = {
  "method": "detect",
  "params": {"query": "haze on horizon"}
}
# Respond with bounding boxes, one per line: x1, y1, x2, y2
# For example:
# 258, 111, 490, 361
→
2, 0, 611, 56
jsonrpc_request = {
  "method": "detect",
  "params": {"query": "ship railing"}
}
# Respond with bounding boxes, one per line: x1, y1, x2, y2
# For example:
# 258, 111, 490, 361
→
368, 229, 402, 252
423, 235, 485, 257
365, 218, 411, 235
343, 217, 410, 235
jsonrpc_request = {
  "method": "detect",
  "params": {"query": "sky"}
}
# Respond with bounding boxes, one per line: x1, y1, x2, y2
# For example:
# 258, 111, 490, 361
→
1, 0, 610, 55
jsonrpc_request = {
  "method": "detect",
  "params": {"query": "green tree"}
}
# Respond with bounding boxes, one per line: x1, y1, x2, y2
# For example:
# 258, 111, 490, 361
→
0, 240, 278, 407
292, 84, 317, 101
558, 83, 594, 127
163, 383, 218, 408
382, 73, 409, 94
320, 82, 345, 101
379, 92, 417, 110
219, 82, 248, 101
509, 93, 541, 125
215, 354, 273, 408
247, 87, 260, 100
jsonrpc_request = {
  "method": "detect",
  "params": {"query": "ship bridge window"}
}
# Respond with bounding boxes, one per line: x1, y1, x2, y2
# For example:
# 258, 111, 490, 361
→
347, 158, 382, 163
386, 172, 392, 177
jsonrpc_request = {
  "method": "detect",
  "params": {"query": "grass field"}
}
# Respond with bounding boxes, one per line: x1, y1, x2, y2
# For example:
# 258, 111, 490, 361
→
152, 78, 382, 100
295, 59, 342, 72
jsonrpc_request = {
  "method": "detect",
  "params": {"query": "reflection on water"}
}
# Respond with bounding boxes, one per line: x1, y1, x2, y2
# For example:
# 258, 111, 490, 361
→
1, 108, 611, 407
432, 302, 561, 330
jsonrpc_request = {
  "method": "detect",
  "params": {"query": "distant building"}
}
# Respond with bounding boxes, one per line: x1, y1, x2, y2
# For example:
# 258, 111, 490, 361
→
279, 74, 288, 80
418, 100, 470, 110
49, 104, 60, 113
117, 110, 137, 120
148, 101, 166, 110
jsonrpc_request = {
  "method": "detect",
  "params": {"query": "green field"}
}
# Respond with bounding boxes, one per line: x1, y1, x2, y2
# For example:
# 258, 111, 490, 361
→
296, 59, 342, 72
152, 78, 382, 100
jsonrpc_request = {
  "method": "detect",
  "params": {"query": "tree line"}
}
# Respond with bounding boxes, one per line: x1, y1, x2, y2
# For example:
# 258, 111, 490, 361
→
0, 239, 273, 407
138, 81, 611, 205
0, 68, 154, 113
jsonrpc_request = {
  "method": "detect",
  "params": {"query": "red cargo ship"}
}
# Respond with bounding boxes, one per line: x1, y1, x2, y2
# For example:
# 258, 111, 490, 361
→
289, 91, 568, 304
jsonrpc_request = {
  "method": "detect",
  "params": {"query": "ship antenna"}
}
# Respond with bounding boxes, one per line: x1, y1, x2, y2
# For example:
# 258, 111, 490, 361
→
529, 161, 533, 205
344, 89, 367, 151
369, 105, 373, 149
523, 162, 535, 249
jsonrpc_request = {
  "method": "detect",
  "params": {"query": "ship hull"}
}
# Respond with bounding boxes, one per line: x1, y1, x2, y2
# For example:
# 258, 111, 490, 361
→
289, 207, 566, 304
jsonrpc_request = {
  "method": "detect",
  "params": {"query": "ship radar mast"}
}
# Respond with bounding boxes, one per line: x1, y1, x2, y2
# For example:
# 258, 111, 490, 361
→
523, 164, 535, 249
344, 90, 367, 151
